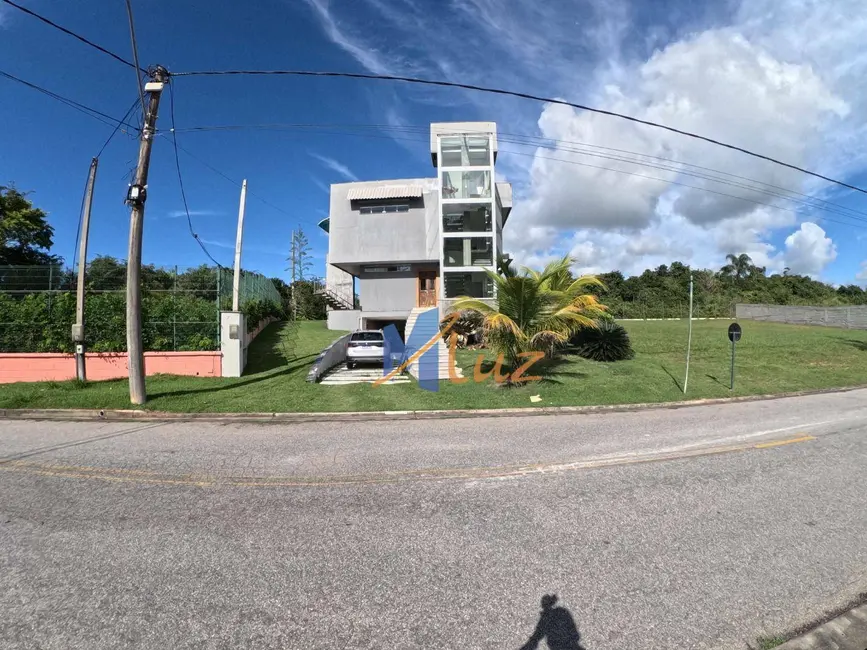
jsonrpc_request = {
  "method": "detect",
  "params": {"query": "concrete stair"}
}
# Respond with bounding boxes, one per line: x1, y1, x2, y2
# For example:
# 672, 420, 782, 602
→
404, 307, 463, 381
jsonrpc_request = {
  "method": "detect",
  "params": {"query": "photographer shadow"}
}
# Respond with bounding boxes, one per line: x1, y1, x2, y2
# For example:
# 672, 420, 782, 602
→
519, 594, 586, 650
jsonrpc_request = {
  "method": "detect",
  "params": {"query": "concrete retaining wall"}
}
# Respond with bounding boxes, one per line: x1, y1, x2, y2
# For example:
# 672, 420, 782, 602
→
306, 333, 352, 383
736, 304, 867, 329
0, 351, 222, 384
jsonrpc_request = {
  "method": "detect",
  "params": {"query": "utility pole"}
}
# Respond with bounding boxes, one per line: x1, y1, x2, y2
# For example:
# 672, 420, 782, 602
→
232, 179, 247, 312
72, 157, 99, 382
125, 65, 168, 405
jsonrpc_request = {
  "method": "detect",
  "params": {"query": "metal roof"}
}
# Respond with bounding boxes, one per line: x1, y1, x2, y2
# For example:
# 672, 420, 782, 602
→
346, 185, 424, 201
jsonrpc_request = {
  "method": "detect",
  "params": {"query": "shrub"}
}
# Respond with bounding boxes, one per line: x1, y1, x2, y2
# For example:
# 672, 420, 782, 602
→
571, 320, 634, 362
241, 299, 284, 333
441, 309, 484, 347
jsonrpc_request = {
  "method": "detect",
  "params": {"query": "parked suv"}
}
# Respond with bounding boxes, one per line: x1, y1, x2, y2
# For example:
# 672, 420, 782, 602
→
346, 330, 384, 369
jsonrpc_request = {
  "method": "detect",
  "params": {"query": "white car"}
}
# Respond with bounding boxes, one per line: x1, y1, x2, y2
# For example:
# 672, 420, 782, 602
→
346, 330, 385, 369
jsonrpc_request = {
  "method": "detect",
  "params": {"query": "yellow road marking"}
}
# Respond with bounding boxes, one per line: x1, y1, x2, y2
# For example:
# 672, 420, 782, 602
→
754, 434, 816, 449
0, 433, 820, 488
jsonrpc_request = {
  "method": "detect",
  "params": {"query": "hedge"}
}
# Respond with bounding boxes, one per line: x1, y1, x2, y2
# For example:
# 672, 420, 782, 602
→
0, 292, 284, 353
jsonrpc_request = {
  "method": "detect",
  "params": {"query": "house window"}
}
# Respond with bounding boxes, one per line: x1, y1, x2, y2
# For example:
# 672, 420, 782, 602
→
362, 265, 412, 273
440, 135, 491, 167
443, 204, 492, 232
443, 237, 493, 267
441, 170, 491, 199
359, 204, 410, 215
444, 271, 494, 298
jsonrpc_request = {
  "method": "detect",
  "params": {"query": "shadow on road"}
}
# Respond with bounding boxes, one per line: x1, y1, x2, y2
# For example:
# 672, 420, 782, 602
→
519, 594, 586, 650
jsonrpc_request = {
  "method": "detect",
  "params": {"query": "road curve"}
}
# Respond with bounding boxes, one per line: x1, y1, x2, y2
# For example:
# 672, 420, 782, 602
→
1, 389, 866, 649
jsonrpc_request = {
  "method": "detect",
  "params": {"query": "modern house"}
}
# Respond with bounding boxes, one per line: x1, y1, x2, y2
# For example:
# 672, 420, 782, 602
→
317, 122, 512, 377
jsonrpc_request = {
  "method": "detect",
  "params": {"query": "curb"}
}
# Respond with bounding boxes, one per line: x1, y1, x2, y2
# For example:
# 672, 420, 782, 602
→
773, 603, 867, 650
1, 385, 866, 424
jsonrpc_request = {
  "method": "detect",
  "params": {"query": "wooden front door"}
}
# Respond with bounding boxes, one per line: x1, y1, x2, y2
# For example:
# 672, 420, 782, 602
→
417, 271, 438, 307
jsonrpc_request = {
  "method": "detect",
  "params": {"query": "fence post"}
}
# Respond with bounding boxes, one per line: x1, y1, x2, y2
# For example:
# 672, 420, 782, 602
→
173, 265, 177, 351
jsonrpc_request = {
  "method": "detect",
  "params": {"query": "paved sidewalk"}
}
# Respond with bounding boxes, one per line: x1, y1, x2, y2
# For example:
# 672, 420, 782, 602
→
777, 604, 867, 650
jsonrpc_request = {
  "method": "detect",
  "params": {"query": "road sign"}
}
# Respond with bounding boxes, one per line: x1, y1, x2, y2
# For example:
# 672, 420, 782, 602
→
727, 323, 742, 390
728, 323, 742, 343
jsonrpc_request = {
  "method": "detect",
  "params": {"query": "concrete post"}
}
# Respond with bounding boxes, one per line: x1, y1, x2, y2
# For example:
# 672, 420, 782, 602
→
220, 311, 247, 377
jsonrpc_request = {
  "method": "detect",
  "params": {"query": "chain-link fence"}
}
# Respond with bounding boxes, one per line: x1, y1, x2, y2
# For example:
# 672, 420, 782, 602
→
217, 267, 283, 307
0, 263, 282, 353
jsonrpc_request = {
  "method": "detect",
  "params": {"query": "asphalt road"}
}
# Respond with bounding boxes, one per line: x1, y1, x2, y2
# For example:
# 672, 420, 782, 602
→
2, 391, 867, 649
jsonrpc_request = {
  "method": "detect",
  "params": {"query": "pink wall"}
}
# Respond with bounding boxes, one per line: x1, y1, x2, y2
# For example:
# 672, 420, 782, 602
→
0, 351, 221, 384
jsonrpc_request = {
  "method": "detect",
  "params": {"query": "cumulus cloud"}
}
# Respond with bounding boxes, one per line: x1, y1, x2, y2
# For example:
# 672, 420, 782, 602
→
782, 222, 837, 277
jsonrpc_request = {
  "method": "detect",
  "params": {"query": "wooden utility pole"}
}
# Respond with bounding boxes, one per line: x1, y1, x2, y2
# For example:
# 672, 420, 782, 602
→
125, 66, 168, 405
72, 157, 99, 382
232, 179, 247, 312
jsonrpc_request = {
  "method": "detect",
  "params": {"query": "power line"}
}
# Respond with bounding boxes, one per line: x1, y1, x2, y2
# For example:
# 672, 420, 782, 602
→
0, 69, 140, 131
167, 136, 308, 224
167, 83, 227, 268
170, 122, 867, 227
169, 68, 867, 196
123, 0, 147, 119
95, 97, 140, 158
0, 0, 144, 72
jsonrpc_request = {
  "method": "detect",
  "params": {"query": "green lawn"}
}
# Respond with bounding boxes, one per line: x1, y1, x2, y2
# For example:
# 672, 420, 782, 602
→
1, 319, 866, 413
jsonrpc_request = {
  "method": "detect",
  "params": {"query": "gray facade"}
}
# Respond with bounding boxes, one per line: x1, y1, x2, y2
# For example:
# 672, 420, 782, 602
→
327, 179, 440, 275
320, 123, 511, 332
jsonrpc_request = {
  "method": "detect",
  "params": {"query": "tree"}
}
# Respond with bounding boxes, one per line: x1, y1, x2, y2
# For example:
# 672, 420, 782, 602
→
720, 253, 754, 282
0, 185, 58, 266
449, 257, 606, 378
287, 228, 314, 319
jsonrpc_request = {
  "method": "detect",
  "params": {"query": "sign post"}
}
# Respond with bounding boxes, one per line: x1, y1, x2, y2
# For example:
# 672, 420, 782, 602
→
728, 322, 742, 390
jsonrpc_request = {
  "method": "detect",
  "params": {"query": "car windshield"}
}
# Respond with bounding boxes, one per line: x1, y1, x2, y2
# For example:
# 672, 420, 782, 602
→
351, 332, 383, 342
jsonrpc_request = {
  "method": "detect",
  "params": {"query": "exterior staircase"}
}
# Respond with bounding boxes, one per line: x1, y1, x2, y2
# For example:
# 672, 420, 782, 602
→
313, 282, 354, 311
404, 307, 463, 381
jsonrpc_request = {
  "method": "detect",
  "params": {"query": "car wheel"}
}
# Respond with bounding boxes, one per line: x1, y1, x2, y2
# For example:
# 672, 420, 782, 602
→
346, 361, 354, 370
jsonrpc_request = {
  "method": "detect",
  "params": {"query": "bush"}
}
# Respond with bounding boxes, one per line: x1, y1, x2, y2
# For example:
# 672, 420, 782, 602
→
570, 320, 635, 362
441, 309, 484, 347
241, 299, 284, 333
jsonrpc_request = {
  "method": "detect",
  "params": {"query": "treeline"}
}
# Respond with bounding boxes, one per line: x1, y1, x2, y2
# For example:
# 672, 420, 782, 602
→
594, 255, 867, 319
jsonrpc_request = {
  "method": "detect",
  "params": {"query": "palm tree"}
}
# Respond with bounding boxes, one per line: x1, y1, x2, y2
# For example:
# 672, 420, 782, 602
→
449, 256, 607, 377
720, 253, 754, 281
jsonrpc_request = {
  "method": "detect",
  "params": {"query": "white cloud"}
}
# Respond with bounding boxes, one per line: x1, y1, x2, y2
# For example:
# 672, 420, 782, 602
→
166, 209, 220, 219
782, 222, 837, 277
310, 153, 358, 181
298, 0, 395, 75
856, 261, 867, 282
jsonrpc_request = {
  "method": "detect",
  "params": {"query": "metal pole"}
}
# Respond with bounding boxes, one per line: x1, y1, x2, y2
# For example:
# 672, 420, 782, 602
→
73, 157, 99, 381
683, 273, 694, 394
172, 265, 177, 351
232, 179, 247, 312
126, 66, 168, 405
730, 339, 736, 390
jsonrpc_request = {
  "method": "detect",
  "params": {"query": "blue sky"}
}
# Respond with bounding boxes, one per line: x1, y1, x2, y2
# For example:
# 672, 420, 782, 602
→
2, 0, 867, 284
